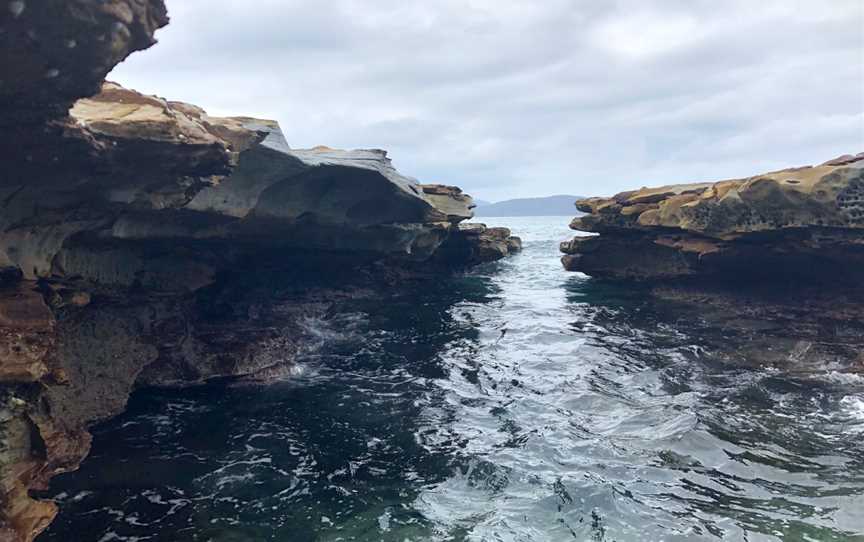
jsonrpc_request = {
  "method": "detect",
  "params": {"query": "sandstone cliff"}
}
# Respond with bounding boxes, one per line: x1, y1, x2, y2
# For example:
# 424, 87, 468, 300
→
3, 81, 516, 291
560, 156, 864, 374
0, 3, 520, 541
561, 155, 864, 283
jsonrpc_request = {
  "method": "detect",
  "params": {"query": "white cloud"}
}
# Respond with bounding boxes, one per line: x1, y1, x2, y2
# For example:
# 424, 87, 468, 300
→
110, 0, 864, 201
590, 12, 702, 59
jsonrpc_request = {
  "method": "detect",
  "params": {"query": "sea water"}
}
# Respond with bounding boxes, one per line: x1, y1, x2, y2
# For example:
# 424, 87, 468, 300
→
42, 217, 864, 541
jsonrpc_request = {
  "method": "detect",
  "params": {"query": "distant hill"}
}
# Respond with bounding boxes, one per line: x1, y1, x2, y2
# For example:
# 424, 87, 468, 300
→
473, 195, 583, 217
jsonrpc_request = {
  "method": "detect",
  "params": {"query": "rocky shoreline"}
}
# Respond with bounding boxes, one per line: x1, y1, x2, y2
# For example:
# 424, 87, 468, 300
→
3, 2, 860, 541
0, 3, 520, 540
561, 154, 864, 283
561, 155, 864, 371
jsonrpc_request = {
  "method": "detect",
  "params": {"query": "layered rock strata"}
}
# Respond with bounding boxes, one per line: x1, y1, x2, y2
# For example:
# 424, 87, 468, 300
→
561, 155, 864, 284
0, 4, 520, 541
560, 156, 864, 373
2, 81, 517, 291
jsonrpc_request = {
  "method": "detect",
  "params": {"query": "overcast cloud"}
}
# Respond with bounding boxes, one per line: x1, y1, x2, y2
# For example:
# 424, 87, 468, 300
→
110, 0, 864, 201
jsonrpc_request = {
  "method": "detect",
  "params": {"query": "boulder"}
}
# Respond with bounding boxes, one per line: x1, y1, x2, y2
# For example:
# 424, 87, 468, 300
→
431, 223, 523, 267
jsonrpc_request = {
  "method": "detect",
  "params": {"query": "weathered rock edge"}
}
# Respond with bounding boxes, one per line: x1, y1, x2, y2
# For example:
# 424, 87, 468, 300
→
561, 155, 864, 283
559, 155, 864, 376
0, 3, 521, 541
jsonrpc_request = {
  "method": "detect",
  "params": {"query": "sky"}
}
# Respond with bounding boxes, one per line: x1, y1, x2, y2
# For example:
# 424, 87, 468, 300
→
111, 0, 864, 201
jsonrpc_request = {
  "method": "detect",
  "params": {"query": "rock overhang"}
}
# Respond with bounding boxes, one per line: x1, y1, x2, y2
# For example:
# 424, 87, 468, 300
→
0, 4, 525, 541
561, 154, 864, 285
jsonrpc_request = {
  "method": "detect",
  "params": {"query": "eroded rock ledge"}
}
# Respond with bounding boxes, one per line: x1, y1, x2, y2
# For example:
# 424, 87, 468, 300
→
560, 155, 864, 374
0, 3, 520, 540
561, 155, 864, 283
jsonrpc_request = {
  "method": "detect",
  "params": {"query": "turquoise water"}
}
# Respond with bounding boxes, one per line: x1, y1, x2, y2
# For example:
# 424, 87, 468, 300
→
42, 217, 864, 541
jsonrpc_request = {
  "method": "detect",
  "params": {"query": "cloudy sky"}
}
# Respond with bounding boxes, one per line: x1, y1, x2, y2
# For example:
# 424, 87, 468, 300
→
111, 0, 864, 201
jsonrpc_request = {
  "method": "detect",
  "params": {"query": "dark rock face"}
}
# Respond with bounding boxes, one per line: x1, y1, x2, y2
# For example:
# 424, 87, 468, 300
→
1, 4, 169, 538
0, 7, 521, 542
432, 223, 522, 268
0, 0, 168, 125
1, 82, 510, 291
0, 273, 343, 542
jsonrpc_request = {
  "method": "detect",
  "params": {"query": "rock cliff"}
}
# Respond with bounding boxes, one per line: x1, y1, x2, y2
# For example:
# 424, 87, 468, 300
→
0, 3, 520, 541
560, 156, 864, 372
3, 81, 512, 291
562, 155, 864, 283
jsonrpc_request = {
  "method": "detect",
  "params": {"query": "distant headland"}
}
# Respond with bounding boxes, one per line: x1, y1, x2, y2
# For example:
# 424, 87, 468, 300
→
473, 195, 584, 217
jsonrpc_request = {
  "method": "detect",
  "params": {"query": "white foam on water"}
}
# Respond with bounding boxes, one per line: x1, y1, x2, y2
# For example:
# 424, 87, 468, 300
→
823, 371, 864, 386
840, 395, 864, 423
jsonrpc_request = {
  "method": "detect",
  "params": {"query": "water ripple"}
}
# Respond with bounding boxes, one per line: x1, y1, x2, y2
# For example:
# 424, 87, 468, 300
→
42, 217, 864, 541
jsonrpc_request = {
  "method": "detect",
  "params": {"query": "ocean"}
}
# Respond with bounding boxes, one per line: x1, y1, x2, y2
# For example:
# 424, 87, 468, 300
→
42, 216, 864, 541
